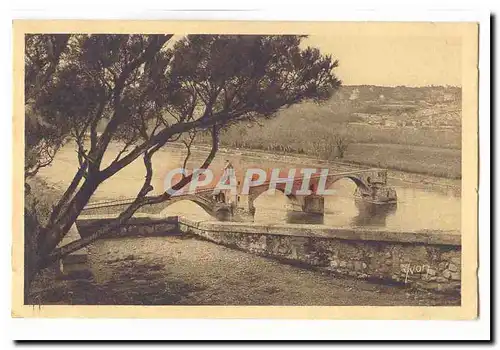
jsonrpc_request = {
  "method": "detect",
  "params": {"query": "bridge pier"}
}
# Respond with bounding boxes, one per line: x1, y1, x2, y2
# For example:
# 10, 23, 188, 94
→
236, 193, 325, 220
301, 195, 325, 215
236, 194, 256, 217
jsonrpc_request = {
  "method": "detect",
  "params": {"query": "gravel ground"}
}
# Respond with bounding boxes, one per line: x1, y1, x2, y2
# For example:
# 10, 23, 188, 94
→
31, 236, 460, 306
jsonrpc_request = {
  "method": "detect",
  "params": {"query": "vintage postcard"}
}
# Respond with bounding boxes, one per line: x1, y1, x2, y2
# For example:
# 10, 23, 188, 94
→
12, 20, 478, 320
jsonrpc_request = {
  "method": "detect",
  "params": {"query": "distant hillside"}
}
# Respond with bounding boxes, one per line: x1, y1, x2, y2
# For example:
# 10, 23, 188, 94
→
274, 85, 462, 128
333, 85, 461, 104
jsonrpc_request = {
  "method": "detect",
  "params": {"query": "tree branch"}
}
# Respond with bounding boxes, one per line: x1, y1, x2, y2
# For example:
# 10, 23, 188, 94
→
93, 35, 173, 166
181, 130, 196, 176
45, 160, 88, 228
47, 125, 219, 263
98, 109, 227, 181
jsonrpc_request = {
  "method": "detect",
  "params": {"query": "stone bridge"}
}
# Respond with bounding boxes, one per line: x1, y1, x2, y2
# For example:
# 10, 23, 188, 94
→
164, 190, 234, 220
239, 168, 397, 217
83, 168, 396, 221
83, 188, 234, 221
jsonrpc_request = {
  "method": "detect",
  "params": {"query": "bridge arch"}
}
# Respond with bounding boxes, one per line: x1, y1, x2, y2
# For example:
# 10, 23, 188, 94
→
247, 185, 302, 215
320, 174, 372, 195
160, 194, 231, 220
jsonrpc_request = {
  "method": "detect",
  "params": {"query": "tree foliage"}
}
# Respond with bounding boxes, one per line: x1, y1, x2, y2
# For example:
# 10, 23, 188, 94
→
24, 34, 341, 290
25, 34, 71, 177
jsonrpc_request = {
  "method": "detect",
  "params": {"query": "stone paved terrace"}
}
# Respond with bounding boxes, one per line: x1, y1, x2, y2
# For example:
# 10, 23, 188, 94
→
31, 235, 460, 306
72, 214, 461, 294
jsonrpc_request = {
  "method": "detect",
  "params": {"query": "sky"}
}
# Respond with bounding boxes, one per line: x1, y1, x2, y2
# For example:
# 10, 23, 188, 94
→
168, 32, 463, 87
305, 35, 462, 87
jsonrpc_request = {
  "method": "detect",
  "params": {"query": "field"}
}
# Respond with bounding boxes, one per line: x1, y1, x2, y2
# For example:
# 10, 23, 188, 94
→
343, 143, 461, 179
196, 118, 461, 179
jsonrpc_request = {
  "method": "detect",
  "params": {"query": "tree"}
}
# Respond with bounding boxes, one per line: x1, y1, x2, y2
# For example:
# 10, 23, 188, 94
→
25, 34, 71, 179
335, 133, 350, 159
24, 34, 341, 293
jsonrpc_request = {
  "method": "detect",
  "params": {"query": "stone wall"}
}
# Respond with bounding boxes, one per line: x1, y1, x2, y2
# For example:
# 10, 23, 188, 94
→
71, 213, 461, 293
76, 214, 181, 239
178, 218, 461, 293
81, 201, 170, 216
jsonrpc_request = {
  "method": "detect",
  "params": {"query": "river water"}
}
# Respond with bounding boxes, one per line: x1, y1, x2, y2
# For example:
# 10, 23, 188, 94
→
40, 144, 461, 233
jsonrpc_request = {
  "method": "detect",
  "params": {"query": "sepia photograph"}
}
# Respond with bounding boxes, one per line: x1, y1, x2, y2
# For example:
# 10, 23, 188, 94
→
11, 20, 479, 320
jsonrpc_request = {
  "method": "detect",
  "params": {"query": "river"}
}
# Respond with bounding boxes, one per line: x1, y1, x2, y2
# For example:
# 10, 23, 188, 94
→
40, 143, 461, 233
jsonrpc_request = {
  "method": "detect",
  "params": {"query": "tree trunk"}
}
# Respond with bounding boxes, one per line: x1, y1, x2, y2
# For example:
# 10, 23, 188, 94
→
24, 253, 40, 304
23, 207, 43, 303
39, 177, 99, 261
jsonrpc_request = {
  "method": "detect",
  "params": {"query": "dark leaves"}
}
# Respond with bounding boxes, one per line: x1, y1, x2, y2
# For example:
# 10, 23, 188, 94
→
165, 35, 341, 126
25, 34, 341, 175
